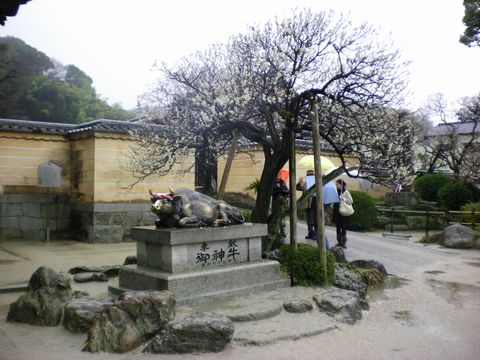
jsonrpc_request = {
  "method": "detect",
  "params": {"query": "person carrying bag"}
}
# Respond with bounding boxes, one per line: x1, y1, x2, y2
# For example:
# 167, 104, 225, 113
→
333, 179, 353, 248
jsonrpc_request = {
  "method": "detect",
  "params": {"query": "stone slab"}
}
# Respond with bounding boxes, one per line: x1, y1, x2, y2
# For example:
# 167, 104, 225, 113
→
0, 284, 28, 294
113, 260, 289, 305
132, 223, 267, 246
232, 311, 337, 345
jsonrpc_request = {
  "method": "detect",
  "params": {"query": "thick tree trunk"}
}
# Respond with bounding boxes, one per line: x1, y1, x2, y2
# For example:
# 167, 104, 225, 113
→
251, 157, 279, 223
251, 144, 290, 252
265, 195, 288, 251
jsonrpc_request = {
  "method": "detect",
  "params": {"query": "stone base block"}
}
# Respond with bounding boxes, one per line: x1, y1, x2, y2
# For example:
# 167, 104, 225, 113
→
111, 261, 289, 305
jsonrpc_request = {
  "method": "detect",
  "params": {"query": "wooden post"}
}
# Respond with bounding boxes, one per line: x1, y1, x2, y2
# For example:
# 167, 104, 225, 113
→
425, 210, 430, 236
288, 127, 297, 287
217, 131, 239, 200
311, 100, 327, 285
390, 208, 394, 233
46, 188, 50, 243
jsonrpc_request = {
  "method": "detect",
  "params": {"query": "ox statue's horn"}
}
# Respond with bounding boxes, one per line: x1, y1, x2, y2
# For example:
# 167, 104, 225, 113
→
169, 187, 175, 195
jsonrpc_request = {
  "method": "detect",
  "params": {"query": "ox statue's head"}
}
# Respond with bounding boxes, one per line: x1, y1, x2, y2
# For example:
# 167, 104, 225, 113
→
149, 189, 181, 216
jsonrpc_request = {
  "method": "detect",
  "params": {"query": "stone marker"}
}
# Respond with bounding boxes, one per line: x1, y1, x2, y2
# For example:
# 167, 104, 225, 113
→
113, 224, 289, 305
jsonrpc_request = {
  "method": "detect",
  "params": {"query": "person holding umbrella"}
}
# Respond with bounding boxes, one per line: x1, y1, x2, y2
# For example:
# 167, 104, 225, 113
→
296, 169, 315, 239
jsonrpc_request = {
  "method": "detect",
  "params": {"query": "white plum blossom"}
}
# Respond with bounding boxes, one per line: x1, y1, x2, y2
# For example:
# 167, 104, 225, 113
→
126, 9, 413, 222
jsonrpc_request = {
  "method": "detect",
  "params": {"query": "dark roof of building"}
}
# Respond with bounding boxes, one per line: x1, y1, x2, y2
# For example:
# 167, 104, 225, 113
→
0, 118, 138, 136
0, 117, 334, 151
0, 118, 75, 135
66, 119, 140, 135
427, 121, 480, 137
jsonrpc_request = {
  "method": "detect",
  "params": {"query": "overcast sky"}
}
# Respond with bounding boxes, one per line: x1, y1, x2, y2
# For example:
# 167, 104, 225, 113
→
2, 0, 480, 116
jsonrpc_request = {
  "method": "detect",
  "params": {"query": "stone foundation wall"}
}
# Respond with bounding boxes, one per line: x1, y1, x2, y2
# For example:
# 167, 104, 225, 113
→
0, 194, 71, 241
71, 202, 156, 243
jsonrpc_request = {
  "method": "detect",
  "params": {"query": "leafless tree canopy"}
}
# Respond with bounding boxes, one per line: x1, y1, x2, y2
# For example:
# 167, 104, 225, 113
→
126, 9, 412, 222
419, 93, 480, 181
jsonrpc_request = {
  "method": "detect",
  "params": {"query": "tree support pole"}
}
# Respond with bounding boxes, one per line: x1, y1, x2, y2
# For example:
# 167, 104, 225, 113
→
217, 131, 239, 200
288, 127, 298, 287
311, 100, 327, 285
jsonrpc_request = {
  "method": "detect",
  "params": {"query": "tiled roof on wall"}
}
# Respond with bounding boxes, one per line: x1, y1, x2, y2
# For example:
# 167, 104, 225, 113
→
0, 118, 139, 136
0, 118, 76, 135
427, 121, 480, 137
0, 118, 334, 151
66, 119, 140, 135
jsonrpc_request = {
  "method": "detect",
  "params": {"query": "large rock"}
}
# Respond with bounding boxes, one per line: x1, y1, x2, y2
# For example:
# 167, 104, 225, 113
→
333, 264, 367, 297
73, 272, 108, 283
7, 266, 81, 326
83, 305, 142, 353
283, 300, 313, 313
68, 265, 121, 277
313, 288, 368, 325
439, 224, 478, 249
349, 260, 388, 276
144, 312, 234, 354
123, 256, 137, 265
330, 246, 347, 263
63, 297, 114, 333
116, 290, 175, 337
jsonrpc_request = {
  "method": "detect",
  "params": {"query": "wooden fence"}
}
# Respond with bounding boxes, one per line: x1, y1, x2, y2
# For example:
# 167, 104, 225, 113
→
377, 208, 480, 235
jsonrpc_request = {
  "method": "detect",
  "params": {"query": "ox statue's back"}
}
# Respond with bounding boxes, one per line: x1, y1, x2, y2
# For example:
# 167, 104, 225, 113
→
149, 188, 245, 228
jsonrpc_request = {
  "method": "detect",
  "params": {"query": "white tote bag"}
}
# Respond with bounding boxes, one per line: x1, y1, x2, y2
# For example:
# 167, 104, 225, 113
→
339, 196, 354, 217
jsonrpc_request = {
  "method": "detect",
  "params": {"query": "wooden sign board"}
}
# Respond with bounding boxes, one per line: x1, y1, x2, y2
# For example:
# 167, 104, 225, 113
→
38, 161, 61, 188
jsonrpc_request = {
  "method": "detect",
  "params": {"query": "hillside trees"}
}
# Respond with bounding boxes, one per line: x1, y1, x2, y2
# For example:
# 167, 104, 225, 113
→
460, 0, 480, 47
127, 9, 412, 231
0, 36, 133, 123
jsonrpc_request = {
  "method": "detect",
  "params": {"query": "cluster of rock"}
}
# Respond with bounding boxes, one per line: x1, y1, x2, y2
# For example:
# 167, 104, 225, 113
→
6, 250, 387, 354
67, 255, 137, 283
280, 287, 368, 325
7, 266, 233, 354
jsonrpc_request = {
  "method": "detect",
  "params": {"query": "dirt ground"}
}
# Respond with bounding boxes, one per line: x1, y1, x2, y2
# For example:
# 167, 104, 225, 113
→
1, 232, 480, 360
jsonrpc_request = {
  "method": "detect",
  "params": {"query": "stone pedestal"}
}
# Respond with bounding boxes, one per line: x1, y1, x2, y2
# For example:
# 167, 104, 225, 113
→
111, 224, 289, 305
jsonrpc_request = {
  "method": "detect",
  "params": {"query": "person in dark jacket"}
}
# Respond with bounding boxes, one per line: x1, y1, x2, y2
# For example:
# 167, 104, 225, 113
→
296, 169, 315, 239
333, 179, 353, 249
266, 172, 290, 250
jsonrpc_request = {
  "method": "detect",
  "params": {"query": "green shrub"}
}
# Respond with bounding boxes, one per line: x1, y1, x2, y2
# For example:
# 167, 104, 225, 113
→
461, 202, 480, 224
463, 182, 480, 202
277, 243, 336, 286
437, 181, 474, 210
241, 209, 252, 222
413, 174, 452, 202
345, 264, 385, 287
419, 233, 440, 244
347, 191, 378, 231
244, 178, 260, 194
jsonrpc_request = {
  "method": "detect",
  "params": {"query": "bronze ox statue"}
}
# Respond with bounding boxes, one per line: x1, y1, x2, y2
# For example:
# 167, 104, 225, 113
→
149, 188, 245, 228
